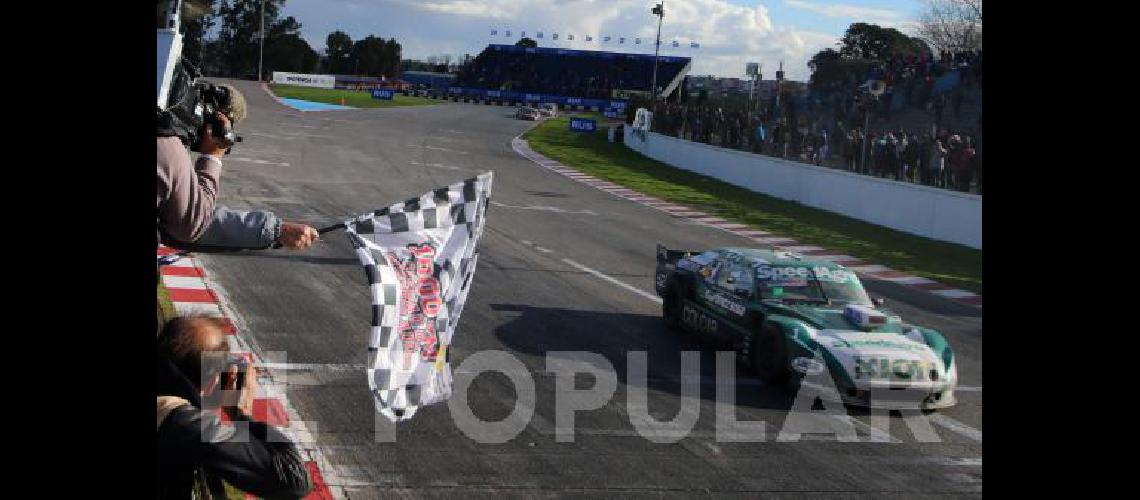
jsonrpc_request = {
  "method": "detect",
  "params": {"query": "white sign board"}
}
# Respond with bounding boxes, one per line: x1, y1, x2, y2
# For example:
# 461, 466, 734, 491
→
272, 72, 336, 89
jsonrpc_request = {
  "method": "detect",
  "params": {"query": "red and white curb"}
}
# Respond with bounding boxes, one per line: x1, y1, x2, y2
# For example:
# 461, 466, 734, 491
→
510, 137, 982, 308
158, 246, 342, 499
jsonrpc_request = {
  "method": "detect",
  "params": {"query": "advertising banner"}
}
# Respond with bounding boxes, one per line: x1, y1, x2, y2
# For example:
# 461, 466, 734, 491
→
272, 72, 336, 89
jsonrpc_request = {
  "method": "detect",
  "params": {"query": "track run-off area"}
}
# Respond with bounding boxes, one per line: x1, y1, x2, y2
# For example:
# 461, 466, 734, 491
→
194, 79, 982, 499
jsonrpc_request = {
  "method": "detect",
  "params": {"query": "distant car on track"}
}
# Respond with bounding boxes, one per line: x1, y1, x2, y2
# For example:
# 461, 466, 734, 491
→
516, 106, 541, 121
655, 245, 958, 411
537, 103, 559, 118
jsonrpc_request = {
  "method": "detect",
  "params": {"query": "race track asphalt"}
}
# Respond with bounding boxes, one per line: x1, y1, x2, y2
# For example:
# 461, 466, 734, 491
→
196, 79, 982, 498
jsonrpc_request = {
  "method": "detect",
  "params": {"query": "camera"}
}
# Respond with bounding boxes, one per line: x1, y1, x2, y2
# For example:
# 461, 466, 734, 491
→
219, 352, 250, 391
157, 57, 243, 153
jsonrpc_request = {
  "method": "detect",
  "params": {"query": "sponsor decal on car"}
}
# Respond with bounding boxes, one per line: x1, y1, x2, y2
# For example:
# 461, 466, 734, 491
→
682, 304, 719, 334
756, 265, 857, 284
791, 357, 826, 375
703, 289, 746, 316
853, 356, 938, 381
843, 339, 926, 352
677, 259, 703, 272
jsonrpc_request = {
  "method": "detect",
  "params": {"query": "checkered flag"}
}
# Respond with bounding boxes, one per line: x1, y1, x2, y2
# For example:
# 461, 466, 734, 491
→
344, 172, 493, 422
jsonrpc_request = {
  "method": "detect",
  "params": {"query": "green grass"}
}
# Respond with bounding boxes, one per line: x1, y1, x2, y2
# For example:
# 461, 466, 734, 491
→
269, 84, 440, 108
158, 281, 176, 325
522, 116, 982, 294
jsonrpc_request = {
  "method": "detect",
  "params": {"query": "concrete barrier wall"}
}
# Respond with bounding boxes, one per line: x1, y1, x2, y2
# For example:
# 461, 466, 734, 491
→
624, 131, 981, 249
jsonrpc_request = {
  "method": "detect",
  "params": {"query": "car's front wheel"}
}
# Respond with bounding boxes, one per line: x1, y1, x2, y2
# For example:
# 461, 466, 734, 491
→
753, 322, 793, 389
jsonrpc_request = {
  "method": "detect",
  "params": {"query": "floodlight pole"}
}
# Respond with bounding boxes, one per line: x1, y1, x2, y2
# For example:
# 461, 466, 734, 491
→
651, 2, 664, 101
258, 0, 265, 81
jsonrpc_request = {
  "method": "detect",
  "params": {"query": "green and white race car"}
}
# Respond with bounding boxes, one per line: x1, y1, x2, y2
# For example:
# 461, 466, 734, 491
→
655, 244, 957, 411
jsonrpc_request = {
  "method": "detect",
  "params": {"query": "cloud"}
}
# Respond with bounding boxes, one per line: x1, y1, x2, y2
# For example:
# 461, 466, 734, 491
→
282, 0, 844, 80
783, 0, 903, 22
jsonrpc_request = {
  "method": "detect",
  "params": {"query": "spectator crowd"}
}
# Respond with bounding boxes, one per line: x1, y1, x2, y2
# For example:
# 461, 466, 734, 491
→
646, 49, 982, 194
455, 45, 689, 99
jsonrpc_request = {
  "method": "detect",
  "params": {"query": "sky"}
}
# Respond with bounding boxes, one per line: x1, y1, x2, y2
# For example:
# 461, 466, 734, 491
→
279, 0, 924, 81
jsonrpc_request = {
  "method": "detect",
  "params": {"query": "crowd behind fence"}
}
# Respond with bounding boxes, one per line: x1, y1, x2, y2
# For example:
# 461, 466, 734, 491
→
646, 50, 982, 195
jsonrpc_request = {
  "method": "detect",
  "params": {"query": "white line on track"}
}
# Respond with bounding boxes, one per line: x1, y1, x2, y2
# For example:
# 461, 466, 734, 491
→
929, 414, 983, 442
226, 156, 291, 167
409, 161, 463, 171
834, 414, 902, 443
408, 144, 469, 154
491, 201, 598, 215
560, 258, 663, 304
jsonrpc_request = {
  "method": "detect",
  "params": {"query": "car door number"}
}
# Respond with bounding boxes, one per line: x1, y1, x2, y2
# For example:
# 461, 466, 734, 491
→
682, 304, 719, 334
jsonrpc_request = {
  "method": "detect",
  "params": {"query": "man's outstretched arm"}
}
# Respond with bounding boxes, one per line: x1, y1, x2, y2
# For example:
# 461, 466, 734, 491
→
164, 206, 319, 251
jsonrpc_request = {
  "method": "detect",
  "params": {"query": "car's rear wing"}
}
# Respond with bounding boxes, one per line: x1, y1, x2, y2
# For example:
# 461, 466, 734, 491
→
656, 243, 695, 265
655, 244, 697, 296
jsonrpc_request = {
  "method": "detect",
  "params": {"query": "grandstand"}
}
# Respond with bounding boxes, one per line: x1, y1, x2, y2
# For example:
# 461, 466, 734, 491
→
402, 71, 456, 91
454, 44, 691, 101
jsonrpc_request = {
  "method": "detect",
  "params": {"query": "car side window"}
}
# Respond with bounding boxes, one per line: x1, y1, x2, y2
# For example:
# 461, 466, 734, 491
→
715, 258, 748, 290
731, 263, 753, 292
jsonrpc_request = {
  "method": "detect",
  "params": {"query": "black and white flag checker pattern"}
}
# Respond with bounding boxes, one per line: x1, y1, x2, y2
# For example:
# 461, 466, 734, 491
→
344, 172, 493, 422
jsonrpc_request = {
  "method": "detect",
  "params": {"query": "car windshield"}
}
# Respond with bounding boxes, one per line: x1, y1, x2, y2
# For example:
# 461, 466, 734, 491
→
754, 264, 871, 305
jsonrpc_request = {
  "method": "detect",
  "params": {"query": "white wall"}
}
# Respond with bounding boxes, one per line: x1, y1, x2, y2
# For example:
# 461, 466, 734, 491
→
624, 131, 981, 249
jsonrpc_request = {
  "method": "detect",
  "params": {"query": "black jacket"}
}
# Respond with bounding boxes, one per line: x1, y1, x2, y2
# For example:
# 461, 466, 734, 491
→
156, 356, 313, 500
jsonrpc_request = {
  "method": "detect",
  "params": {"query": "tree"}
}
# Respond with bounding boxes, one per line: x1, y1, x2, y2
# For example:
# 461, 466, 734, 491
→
916, 0, 982, 52
264, 33, 319, 74
177, 0, 217, 69
325, 30, 353, 74
516, 37, 537, 48
349, 36, 402, 78
839, 23, 928, 61
808, 48, 872, 88
213, 0, 293, 77
808, 22, 929, 89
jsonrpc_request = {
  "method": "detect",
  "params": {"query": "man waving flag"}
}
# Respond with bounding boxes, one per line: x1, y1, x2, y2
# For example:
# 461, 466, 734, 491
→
344, 172, 493, 422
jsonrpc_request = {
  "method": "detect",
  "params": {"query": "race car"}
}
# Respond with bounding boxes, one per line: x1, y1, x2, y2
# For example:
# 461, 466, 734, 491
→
537, 103, 559, 118
655, 244, 958, 411
516, 106, 541, 121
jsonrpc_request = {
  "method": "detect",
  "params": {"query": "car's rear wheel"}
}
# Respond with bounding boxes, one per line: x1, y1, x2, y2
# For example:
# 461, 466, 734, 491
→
662, 283, 684, 331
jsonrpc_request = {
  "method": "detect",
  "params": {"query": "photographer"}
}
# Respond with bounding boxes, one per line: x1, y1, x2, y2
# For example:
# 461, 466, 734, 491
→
157, 316, 312, 500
